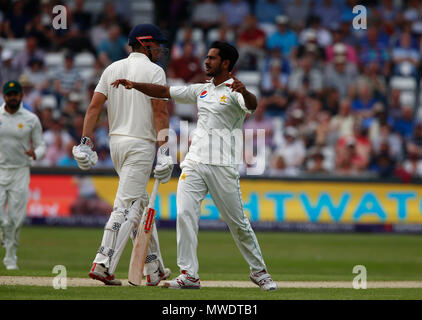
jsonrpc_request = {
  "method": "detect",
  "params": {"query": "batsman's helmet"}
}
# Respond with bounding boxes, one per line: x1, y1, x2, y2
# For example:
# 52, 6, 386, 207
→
128, 24, 167, 46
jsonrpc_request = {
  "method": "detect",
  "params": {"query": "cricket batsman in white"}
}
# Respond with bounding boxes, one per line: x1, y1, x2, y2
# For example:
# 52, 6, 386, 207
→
111, 41, 277, 291
72, 24, 173, 286
0, 80, 46, 270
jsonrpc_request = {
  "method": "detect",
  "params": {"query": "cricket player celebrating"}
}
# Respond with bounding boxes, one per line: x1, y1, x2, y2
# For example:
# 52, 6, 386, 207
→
0, 80, 46, 270
72, 24, 173, 286
111, 41, 277, 291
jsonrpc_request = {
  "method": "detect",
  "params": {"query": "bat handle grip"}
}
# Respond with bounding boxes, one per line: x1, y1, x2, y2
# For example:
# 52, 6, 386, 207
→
148, 179, 160, 208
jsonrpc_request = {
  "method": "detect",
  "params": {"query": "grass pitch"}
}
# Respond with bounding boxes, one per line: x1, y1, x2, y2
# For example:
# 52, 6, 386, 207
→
0, 226, 422, 300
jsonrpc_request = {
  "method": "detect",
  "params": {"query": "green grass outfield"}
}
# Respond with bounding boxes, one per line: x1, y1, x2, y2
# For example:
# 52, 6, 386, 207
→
0, 226, 422, 300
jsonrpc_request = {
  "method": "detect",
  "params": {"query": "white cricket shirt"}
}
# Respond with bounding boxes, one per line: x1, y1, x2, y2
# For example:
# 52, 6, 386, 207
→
170, 78, 252, 166
95, 52, 167, 142
0, 103, 46, 168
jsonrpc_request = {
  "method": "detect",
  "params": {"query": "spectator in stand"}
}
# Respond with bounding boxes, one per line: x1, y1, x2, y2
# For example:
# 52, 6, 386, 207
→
243, 104, 274, 148
351, 80, 378, 119
23, 57, 49, 92
2, 0, 29, 38
97, 24, 128, 66
12, 36, 45, 76
339, 121, 372, 171
171, 27, 206, 60
299, 15, 332, 48
403, 0, 422, 22
191, 0, 221, 37
393, 105, 415, 140
294, 29, 325, 64
359, 26, 391, 74
337, 13, 362, 47
387, 88, 403, 123
57, 142, 79, 167
370, 141, 396, 178
96, 1, 130, 35
90, 17, 110, 50
71, 0, 93, 32
168, 42, 204, 83
311, 0, 341, 29
325, 26, 358, 65
288, 54, 323, 96
402, 151, 422, 177
266, 15, 298, 58
254, 0, 284, 24
205, 25, 236, 47
51, 52, 83, 103
392, 31, 420, 77
357, 61, 388, 103
406, 122, 422, 158
324, 51, 358, 98
322, 87, 340, 116
335, 129, 371, 176
62, 24, 97, 55
18, 74, 40, 112
67, 109, 85, 143
306, 148, 330, 174
330, 98, 355, 140
272, 126, 306, 176
260, 59, 288, 97
372, 123, 403, 163
1, 49, 20, 85
24, 14, 52, 50
220, 0, 251, 30
285, 0, 311, 29
37, 95, 57, 132
236, 15, 266, 70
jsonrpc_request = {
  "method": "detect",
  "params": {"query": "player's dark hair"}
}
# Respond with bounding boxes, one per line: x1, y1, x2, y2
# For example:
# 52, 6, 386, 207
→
210, 41, 239, 71
131, 42, 142, 52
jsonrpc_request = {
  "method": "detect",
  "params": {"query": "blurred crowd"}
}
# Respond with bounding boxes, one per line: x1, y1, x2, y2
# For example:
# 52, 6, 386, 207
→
1, 0, 422, 180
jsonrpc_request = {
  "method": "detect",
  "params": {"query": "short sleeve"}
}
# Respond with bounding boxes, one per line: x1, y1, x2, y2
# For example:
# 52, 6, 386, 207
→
95, 68, 109, 98
170, 83, 204, 104
231, 91, 253, 114
151, 67, 167, 86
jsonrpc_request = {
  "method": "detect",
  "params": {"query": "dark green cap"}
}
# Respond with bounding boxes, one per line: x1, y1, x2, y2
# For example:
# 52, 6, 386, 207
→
3, 80, 22, 94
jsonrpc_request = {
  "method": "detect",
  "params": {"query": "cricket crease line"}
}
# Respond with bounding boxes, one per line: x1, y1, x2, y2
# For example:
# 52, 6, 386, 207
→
0, 277, 422, 288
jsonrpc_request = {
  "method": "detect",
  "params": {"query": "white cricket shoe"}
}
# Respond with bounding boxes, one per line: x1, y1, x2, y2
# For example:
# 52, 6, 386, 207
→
89, 263, 122, 286
163, 271, 201, 289
5, 264, 19, 270
146, 267, 171, 286
249, 269, 278, 291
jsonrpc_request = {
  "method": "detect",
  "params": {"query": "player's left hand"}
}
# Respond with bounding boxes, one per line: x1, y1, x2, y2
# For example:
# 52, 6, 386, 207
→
72, 137, 98, 170
153, 143, 173, 184
111, 79, 133, 89
226, 72, 246, 95
24, 148, 36, 160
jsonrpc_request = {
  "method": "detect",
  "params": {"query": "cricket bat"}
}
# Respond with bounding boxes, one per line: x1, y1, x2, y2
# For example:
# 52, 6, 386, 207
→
128, 179, 160, 286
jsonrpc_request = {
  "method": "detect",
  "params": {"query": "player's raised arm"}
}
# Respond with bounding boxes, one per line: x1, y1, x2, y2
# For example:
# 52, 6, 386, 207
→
111, 79, 171, 99
226, 73, 257, 111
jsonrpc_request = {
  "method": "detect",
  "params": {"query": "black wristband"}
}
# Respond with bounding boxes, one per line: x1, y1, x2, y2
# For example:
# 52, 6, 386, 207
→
81, 136, 94, 149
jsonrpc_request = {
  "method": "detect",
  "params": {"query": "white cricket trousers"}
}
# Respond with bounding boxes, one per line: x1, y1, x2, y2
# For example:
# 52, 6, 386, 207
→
177, 160, 267, 278
94, 135, 164, 271
0, 166, 30, 267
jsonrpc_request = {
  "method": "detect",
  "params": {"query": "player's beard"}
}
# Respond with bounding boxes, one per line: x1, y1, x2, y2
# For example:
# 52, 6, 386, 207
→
206, 63, 222, 77
6, 98, 21, 110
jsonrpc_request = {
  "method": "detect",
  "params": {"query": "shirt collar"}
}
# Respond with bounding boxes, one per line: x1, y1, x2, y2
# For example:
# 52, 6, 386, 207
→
0, 102, 24, 115
128, 52, 148, 60
209, 78, 233, 88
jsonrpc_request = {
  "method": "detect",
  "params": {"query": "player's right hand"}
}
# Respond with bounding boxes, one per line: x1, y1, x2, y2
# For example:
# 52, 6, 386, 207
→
72, 138, 98, 170
154, 143, 173, 184
111, 79, 133, 89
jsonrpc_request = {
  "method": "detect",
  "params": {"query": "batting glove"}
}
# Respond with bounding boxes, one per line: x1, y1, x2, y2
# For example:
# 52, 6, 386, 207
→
154, 143, 173, 183
72, 136, 98, 170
